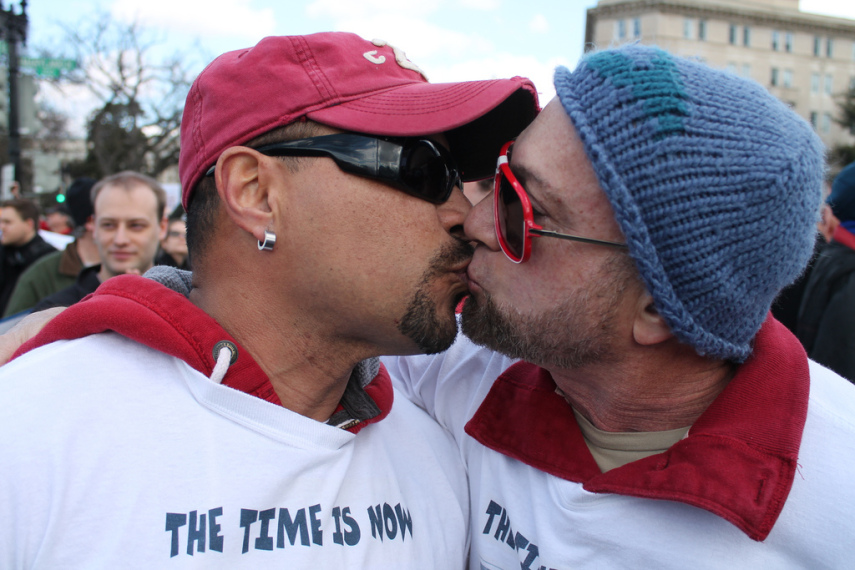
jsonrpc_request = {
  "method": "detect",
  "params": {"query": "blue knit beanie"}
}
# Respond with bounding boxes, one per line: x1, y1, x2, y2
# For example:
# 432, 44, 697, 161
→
554, 44, 825, 362
827, 161, 855, 223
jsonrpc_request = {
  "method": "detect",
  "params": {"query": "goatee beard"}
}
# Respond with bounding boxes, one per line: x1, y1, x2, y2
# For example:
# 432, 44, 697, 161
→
398, 239, 474, 354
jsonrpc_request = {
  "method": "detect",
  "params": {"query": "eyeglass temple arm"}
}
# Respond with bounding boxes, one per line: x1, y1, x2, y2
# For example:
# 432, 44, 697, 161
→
529, 228, 628, 249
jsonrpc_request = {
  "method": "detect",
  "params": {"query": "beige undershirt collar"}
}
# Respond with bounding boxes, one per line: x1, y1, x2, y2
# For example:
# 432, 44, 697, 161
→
572, 407, 690, 473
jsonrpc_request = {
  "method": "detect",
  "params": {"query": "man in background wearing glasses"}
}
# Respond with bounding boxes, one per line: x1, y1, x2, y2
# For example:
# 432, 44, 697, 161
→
385, 44, 855, 568
0, 33, 537, 567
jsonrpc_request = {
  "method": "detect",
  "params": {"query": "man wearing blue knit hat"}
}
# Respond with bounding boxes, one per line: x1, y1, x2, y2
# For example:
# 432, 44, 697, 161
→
797, 161, 855, 382
385, 44, 855, 568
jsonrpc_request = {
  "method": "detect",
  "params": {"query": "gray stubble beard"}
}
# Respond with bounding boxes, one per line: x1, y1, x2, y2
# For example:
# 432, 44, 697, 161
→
460, 255, 632, 369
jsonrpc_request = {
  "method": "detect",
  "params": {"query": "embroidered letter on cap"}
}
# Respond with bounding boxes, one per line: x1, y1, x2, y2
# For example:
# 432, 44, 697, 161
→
370, 39, 428, 80
363, 50, 386, 64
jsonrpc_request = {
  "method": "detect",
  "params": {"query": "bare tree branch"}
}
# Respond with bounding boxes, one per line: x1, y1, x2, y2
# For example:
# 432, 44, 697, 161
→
36, 9, 194, 178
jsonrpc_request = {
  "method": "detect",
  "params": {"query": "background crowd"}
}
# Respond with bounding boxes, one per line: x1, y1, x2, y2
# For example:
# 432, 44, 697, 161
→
770, 161, 855, 382
0, 177, 189, 320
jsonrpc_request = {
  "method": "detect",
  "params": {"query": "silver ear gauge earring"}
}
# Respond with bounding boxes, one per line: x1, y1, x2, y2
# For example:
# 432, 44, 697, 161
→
257, 230, 276, 252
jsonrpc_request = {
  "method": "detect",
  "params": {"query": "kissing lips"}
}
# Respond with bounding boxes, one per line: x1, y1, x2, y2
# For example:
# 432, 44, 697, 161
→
466, 267, 483, 296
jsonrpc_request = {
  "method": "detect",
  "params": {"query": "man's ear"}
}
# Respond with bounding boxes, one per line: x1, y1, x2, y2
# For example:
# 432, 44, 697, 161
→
633, 291, 673, 346
214, 146, 278, 243
157, 216, 168, 241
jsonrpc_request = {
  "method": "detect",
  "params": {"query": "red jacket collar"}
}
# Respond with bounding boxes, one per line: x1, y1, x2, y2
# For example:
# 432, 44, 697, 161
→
465, 315, 809, 541
832, 225, 855, 250
14, 275, 392, 434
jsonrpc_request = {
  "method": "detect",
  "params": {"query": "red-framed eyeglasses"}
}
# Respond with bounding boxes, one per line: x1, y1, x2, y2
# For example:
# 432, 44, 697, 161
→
493, 141, 628, 263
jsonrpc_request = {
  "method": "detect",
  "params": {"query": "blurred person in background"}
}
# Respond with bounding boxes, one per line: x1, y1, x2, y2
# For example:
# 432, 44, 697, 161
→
4, 178, 100, 316
155, 208, 190, 270
31, 171, 167, 311
797, 161, 855, 382
0, 199, 56, 314
818, 193, 840, 243
41, 205, 74, 235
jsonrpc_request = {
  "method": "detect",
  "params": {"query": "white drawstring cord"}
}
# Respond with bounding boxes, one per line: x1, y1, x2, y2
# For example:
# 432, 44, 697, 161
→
210, 346, 232, 384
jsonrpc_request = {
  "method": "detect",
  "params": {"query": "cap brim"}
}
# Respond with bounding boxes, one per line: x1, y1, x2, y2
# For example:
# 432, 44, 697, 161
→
308, 77, 539, 181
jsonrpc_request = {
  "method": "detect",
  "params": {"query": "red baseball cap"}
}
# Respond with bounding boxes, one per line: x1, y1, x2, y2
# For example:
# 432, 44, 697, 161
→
179, 32, 539, 208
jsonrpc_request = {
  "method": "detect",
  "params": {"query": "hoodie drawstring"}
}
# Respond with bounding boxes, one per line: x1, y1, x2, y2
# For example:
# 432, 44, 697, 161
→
210, 346, 233, 384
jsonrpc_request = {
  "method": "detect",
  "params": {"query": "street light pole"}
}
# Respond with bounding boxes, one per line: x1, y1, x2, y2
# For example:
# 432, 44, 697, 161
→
1, 0, 28, 188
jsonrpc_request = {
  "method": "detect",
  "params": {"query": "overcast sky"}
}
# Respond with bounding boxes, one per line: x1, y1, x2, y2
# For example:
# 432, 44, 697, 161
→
19, 0, 855, 134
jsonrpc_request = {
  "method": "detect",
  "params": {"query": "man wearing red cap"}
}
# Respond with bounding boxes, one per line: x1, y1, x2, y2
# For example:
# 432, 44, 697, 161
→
0, 33, 537, 567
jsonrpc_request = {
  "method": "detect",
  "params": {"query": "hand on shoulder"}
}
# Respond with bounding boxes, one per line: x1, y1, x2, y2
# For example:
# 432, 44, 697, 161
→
0, 307, 66, 365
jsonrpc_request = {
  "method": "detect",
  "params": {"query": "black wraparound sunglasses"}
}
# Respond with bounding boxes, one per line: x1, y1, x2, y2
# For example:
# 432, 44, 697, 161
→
205, 133, 462, 204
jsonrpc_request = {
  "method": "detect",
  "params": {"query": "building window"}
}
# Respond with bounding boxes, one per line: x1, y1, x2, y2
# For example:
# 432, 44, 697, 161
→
698, 20, 707, 41
810, 112, 817, 128
822, 113, 831, 133
814, 36, 821, 56
683, 18, 693, 40
785, 32, 793, 53
783, 69, 793, 88
742, 64, 751, 78
811, 73, 820, 93
633, 18, 641, 38
826, 38, 833, 58
771, 68, 779, 86
616, 20, 626, 40
726, 62, 737, 74
850, 77, 855, 91
729, 24, 738, 45
772, 30, 780, 51
743, 26, 751, 47
825, 74, 834, 95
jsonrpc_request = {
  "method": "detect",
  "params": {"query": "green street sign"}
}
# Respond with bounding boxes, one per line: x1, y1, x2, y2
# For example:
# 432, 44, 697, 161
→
0, 43, 79, 77
19, 56, 78, 78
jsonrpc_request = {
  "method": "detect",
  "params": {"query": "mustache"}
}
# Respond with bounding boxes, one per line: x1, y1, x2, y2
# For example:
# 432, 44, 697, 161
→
430, 239, 474, 275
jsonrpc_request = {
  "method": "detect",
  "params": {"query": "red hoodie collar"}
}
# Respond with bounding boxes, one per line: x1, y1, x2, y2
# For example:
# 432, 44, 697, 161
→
465, 315, 809, 541
14, 275, 392, 434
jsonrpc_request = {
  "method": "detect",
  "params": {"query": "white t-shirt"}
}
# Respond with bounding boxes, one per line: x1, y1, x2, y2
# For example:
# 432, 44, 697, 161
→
384, 317, 855, 569
0, 276, 470, 569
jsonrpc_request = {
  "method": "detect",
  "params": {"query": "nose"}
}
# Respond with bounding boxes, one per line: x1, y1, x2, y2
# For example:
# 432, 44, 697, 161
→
113, 223, 130, 245
464, 188, 500, 251
437, 185, 472, 240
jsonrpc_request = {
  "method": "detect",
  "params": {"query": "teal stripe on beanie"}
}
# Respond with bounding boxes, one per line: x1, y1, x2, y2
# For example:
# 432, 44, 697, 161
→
586, 50, 689, 138
555, 44, 825, 362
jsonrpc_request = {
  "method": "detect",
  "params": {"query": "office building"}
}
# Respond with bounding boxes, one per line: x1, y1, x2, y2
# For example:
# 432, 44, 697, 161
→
585, 0, 855, 150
